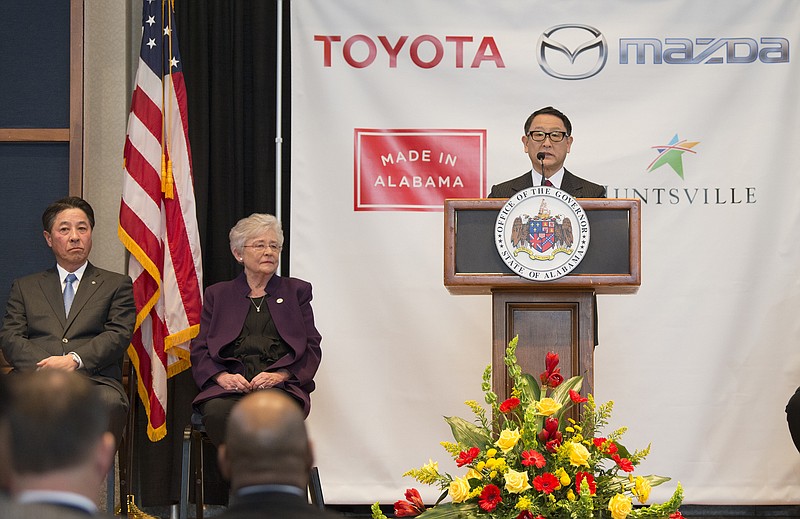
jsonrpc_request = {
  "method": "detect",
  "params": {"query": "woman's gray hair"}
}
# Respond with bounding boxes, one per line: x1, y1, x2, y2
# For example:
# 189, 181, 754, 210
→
229, 213, 284, 253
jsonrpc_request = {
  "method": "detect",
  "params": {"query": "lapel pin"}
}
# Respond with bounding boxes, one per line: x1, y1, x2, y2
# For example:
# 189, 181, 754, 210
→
276, 298, 284, 304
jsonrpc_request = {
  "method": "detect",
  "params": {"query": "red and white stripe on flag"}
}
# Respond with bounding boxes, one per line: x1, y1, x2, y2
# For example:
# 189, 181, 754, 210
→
118, 0, 203, 442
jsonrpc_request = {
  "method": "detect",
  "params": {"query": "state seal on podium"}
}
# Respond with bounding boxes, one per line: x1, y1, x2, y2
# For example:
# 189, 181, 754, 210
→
494, 186, 590, 281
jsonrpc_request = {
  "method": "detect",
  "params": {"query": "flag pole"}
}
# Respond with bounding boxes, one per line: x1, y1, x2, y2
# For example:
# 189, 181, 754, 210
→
275, 0, 284, 265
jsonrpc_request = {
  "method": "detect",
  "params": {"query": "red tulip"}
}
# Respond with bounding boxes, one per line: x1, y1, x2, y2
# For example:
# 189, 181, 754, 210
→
394, 488, 425, 517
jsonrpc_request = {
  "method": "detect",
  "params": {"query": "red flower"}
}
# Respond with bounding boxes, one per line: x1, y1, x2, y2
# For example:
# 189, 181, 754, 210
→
538, 417, 560, 443
575, 471, 597, 495
479, 484, 502, 512
515, 511, 534, 519
544, 352, 559, 372
521, 449, 546, 468
499, 397, 521, 413
593, 437, 617, 454
669, 512, 685, 519
533, 472, 560, 494
456, 447, 480, 467
612, 454, 634, 472
539, 352, 564, 388
545, 438, 562, 453
394, 488, 425, 517
569, 389, 588, 403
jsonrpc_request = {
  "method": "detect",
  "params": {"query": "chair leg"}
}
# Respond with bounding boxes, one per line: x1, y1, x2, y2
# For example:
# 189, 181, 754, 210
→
179, 424, 192, 519
193, 428, 205, 519
308, 466, 324, 509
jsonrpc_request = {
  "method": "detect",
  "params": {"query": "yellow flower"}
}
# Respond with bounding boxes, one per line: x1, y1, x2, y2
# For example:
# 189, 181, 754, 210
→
449, 476, 471, 503
465, 468, 482, 481
504, 469, 532, 493
555, 467, 570, 487
494, 458, 508, 472
403, 459, 440, 485
634, 476, 652, 504
536, 398, 562, 416
490, 470, 498, 479
486, 448, 498, 458
495, 428, 522, 453
568, 442, 591, 467
476, 461, 486, 471
608, 493, 633, 519
486, 458, 498, 470
515, 496, 532, 510
567, 489, 576, 501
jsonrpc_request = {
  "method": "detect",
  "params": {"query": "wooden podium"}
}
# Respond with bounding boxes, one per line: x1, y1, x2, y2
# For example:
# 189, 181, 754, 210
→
444, 198, 641, 401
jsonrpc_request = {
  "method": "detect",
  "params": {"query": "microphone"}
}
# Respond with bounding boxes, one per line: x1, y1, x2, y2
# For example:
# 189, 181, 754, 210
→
537, 152, 546, 186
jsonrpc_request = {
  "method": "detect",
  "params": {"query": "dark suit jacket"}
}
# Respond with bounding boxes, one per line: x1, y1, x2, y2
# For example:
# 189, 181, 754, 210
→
0, 262, 136, 400
190, 272, 322, 416
219, 490, 342, 519
488, 169, 606, 198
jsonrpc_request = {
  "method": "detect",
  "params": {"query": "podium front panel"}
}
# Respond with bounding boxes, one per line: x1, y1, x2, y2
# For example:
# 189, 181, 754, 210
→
444, 199, 641, 294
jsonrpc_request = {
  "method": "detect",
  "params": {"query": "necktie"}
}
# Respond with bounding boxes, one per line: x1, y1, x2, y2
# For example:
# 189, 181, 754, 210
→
543, 178, 554, 187
64, 273, 77, 316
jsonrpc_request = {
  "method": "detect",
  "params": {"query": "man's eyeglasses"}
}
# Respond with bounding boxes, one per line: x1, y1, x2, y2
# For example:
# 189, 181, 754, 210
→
526, 130, 568, 143
243, 243, 282, 253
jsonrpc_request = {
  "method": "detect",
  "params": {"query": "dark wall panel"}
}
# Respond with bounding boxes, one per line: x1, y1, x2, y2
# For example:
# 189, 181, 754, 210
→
0, 0, 70, 127
0, 143, 70, 312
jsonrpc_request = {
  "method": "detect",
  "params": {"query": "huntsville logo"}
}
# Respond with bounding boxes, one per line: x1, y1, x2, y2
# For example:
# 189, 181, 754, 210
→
606, 133, 756, 205
647, 134, 700, 180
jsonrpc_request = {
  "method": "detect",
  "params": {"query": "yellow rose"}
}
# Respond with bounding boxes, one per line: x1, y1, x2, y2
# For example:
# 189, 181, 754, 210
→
495, 428, 522, 453
449, 476, 471, 503
568, 442, 591, 467
608, 493, 633, 519
465, 468, 482, 481
634, 476, 652, 504
536, 398, 562, 416
503, 469, 532, 494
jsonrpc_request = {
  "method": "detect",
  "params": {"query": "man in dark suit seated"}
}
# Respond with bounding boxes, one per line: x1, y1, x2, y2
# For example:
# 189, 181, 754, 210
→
5, 370, 116, 516
489, 106, 606, 199
0, 196, 135, 444
216, 389, 342, 519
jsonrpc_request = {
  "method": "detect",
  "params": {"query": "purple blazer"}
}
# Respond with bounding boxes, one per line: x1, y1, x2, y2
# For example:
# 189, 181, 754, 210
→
190, 272, 322, 416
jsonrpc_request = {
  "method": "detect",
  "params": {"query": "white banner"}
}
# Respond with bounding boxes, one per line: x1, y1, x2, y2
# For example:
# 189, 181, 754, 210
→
290, 0, 800, 505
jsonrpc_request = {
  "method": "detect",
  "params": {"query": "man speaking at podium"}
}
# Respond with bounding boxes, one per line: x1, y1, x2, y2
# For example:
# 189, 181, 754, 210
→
489, 106, 606, 199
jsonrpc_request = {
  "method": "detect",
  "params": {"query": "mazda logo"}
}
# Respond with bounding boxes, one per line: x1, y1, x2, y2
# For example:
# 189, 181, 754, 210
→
537, 24, 608, 80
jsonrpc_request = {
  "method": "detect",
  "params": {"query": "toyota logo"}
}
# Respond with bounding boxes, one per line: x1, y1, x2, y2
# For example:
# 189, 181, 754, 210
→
537, 24, 608, 80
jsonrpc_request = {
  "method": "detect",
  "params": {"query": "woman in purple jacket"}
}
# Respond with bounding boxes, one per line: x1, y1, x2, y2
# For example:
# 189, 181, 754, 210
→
190, 214, 322, 446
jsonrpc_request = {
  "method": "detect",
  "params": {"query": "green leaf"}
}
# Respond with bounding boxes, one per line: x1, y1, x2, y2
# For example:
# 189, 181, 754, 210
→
417, 502, 480, 519
444, 416, 492, 448
520, 373, 540, 402
550, 375, 583, 405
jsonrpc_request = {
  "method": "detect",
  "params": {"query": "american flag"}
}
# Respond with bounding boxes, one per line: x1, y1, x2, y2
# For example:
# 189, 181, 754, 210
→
118, 0, 203, 442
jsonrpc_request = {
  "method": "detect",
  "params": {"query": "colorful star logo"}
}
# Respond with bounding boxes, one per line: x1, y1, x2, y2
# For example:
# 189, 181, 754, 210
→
647, 134, 700, 179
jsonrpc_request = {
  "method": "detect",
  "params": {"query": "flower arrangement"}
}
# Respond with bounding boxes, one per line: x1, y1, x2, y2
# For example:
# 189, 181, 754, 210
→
372, 337, 683, 519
